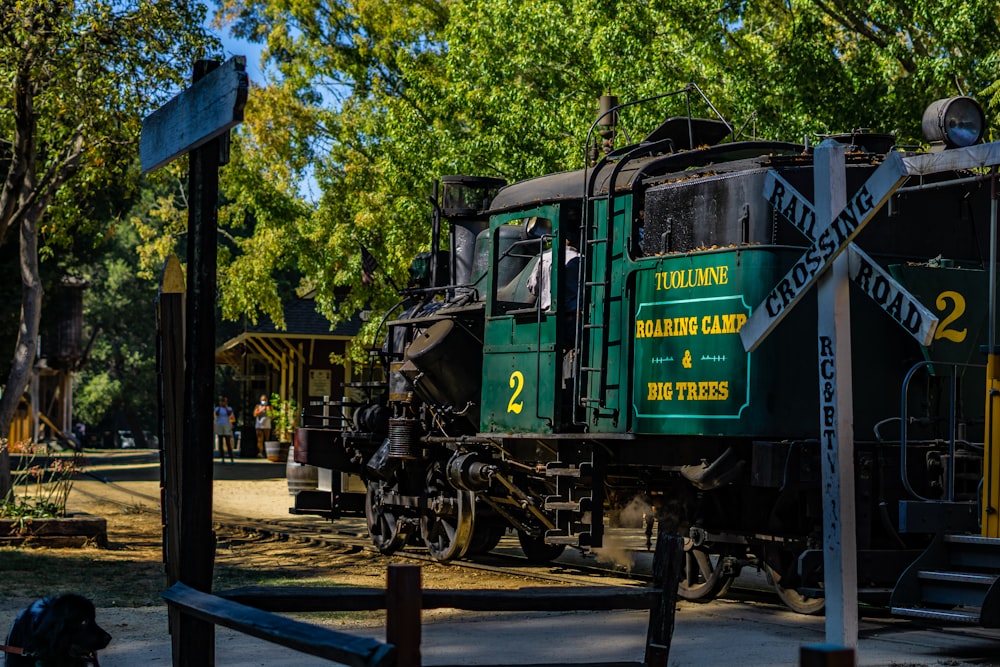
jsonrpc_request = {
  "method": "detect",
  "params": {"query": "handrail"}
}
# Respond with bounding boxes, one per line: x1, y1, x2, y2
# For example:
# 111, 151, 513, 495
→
899, 360, 986, 501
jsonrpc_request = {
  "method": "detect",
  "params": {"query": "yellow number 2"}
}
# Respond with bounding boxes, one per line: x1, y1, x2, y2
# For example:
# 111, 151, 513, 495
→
934, 290, 967, 343
507, 371, 525, 414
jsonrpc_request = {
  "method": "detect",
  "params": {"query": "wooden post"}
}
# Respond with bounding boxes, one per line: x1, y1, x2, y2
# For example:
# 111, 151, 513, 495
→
645, 528, 683, 667
800, 643, 855, 667
158, 255, 185, 581
386, 564, 422, 667
142, 55, 247, 667
175, 59, 224, 665
814, 140, 858, 647
156, 255, 186, 658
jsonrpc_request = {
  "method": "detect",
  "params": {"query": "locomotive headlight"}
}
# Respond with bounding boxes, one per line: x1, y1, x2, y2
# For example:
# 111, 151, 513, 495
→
922, 96, 985, 148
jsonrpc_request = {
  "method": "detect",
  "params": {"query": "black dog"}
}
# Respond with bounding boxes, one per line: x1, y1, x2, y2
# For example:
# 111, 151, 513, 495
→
4, 595, 111, 666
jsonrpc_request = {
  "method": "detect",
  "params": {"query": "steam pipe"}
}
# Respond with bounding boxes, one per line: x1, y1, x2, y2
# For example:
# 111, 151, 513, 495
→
430, 180, 441, 290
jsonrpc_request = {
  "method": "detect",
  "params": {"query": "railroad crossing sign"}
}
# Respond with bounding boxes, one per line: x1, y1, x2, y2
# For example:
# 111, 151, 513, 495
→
757, 169, 939, 346
739, 151, 909, 352
740, 139, 1000, 649
741, 141, 1000, 353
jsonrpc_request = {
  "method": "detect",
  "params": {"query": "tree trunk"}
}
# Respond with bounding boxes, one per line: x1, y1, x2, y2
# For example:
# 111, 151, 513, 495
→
0, 212, 43, 501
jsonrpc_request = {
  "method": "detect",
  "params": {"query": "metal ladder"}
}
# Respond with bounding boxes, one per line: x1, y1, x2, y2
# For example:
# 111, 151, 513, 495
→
576, 139, 674, 422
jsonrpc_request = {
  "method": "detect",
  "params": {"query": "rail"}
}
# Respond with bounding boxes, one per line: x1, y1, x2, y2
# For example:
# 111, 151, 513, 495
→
899, 360, 986, 501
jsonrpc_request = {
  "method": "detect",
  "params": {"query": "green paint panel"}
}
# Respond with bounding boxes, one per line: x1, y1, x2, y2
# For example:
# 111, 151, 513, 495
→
481, 205, 562, 433
629, 248, 817, 437
889, 264, 988, 366
632, 255, 750, 429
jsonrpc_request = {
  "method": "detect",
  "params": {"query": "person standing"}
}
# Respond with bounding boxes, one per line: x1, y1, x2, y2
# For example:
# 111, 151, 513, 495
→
253, 394, 273, 458
214, 395, 236, 463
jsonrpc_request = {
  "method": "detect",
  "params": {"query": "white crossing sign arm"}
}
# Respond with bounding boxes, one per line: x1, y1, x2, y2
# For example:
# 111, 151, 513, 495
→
847, 245, 938, 346
764, 171, 819, 242
740, 151, 909, 352
764, 171, 939, 346
903, 142, 1000, 176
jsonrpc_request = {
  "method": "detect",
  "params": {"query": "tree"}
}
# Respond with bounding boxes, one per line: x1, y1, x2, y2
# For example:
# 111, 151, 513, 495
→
193, 0, 1000, 396
212, 0, 999, 361
0, 2, 217, 498
73, 196, 165, 447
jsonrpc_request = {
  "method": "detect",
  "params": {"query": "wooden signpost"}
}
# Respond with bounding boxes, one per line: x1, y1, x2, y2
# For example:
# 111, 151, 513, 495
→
741, 139, 1000, 649
141, 56, 248, 173
144, 57, 248, 666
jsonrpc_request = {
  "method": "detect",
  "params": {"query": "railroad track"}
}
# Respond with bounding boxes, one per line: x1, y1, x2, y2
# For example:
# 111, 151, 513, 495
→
71, 471, 792, 602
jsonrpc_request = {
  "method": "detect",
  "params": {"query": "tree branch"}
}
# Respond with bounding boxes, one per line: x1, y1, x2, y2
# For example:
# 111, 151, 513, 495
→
0, 67, 35, 246
810, 0, 917, 73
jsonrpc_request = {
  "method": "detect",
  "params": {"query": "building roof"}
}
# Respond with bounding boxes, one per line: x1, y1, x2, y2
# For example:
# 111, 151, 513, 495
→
215, 297, 363, 368
241, 297, 363, 338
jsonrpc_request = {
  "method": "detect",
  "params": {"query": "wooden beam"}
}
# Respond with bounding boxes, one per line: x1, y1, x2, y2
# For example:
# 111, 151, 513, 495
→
258, 337, 286, 365
162, 583, 395, 667
140, 57, 248, 174
218, 585, 661, 612
247, 338, 282, 369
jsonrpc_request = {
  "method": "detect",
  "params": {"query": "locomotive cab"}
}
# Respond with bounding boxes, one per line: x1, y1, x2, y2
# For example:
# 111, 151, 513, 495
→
480, 202, 583, 433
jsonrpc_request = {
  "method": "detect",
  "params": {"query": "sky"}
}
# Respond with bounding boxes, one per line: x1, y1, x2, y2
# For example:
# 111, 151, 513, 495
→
206, 7, 268, 86
206, 6, 321, 202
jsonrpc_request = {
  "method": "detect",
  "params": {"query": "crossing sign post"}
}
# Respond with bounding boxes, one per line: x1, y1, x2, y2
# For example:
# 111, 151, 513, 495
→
741, 138, 1000, 649
813, 141, 858, 647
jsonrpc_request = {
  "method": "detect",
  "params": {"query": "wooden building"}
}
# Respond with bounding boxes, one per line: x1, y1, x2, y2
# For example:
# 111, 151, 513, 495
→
214, 297, 362, 455
10, 277, 91, 448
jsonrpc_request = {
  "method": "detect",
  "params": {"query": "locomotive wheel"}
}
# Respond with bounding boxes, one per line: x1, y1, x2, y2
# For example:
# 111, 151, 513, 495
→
517, 530, 566, 563
466, 524, 505, 556
678, 543, 734, 602
765, 565, 826, 615
421, 466, 475, 561
365, 480, 411, 555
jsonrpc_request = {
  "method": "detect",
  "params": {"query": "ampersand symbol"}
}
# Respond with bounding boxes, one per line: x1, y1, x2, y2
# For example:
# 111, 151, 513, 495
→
823, 381, 834, 402
682, 350, 692, 369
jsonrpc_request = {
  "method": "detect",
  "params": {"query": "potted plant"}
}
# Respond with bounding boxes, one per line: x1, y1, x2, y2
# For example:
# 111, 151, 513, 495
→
268, 394, 298, 462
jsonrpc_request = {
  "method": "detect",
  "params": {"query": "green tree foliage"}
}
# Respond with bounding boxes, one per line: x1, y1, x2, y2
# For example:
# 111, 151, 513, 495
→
0, 2, 217, 496
213, 0, 999, 360
72, 203, 163, 446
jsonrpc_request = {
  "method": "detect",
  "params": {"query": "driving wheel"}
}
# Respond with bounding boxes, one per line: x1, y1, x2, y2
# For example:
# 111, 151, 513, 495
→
421, 466, 474, 561
466, 523, 505, 556
365, 479, 410, 555
678, 542, 735, 601
517, 530, 566, 563
766, 565, 825, 615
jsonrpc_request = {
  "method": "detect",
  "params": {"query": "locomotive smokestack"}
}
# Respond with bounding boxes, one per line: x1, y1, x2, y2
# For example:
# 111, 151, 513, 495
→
598, 94, 618, 127
597, 94, 618, 155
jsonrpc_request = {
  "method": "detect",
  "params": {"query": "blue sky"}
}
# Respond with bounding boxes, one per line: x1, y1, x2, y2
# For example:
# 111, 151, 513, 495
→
206, 7, 268, 85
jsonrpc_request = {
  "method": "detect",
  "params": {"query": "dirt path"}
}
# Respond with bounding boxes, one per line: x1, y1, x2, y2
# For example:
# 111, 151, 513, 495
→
3, 450, 997, 666
0, 451, 568, 666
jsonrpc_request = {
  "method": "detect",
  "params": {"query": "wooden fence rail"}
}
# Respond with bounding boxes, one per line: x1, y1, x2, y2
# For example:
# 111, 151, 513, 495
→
161, 531, 684, 667
161, 581, 396, 667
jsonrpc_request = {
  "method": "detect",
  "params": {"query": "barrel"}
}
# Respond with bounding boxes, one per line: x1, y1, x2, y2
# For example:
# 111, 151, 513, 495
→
286, 459, 319, 495
265, 440, 288, 463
